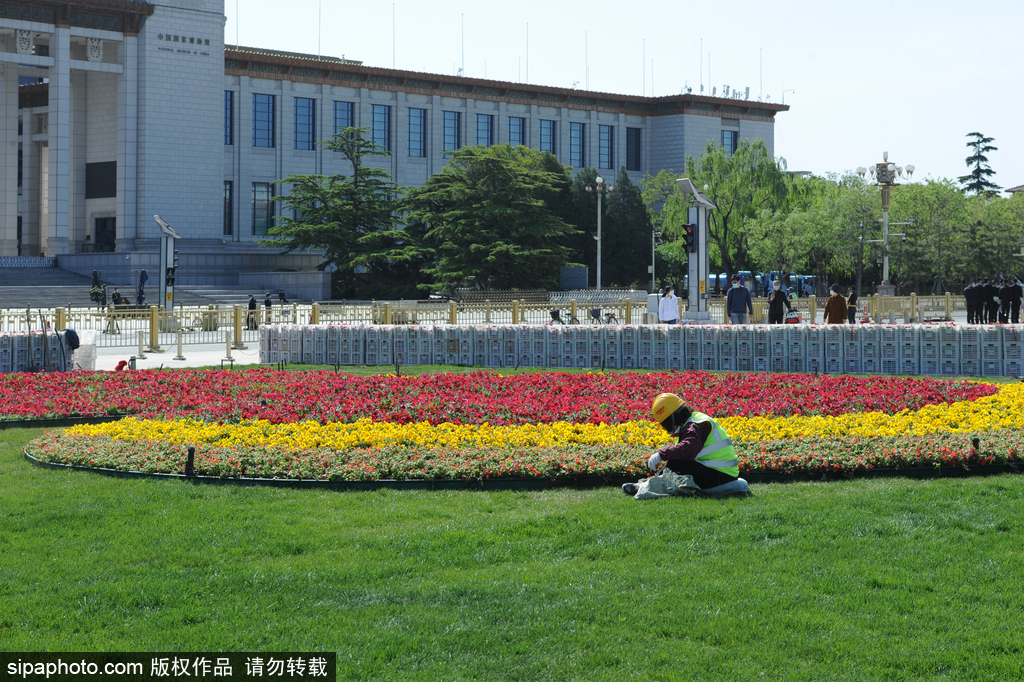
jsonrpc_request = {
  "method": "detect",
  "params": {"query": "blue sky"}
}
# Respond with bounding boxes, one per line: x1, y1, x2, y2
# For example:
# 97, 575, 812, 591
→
228, 0, 1023, 192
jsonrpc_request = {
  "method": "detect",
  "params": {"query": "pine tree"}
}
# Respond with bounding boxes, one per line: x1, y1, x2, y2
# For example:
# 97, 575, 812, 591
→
959, 132, 1000, 196
264, 127, 406, 297
402, 144, 578, 291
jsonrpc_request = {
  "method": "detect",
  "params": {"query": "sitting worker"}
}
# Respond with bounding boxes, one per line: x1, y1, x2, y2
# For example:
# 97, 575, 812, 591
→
623, 393, 749, 499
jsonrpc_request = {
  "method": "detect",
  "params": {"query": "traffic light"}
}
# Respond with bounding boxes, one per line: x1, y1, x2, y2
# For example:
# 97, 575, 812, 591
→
683, 223, 697, 253
165, 267, 176, 287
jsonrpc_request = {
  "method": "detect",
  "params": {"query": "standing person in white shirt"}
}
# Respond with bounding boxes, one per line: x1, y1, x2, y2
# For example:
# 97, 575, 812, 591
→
659, 286, 678, 325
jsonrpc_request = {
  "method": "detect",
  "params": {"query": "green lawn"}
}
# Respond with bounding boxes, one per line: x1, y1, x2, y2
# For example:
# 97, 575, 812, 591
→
3, 428, 1023, 680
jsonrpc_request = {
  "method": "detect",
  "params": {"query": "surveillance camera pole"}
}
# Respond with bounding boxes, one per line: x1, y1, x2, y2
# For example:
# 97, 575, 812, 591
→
676, 178, 716, 321
154, 215, 181, 311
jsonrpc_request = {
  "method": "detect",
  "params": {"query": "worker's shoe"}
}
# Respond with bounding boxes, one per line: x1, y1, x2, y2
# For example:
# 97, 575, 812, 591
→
622, 483, 639, 496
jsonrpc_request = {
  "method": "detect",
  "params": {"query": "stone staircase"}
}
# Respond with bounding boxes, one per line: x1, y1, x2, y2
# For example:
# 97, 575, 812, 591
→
177, 285, 316, 306
0, 267, 212, 310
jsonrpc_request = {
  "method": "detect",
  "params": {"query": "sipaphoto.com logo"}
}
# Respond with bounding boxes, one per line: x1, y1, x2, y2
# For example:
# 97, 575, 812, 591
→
0, 652, 336, 682
7, 658, 143, 679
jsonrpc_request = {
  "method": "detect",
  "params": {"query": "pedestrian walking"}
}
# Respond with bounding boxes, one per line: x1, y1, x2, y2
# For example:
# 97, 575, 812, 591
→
986, 278, 999, 324
726, 274, 753, 324
846, 287, 859, 324
767, 280, 793, 324
247, 294, 258, 330
964, 280, 976, 325
1013, 278, 1023, 324
658, 286, 678, 325
999, 279, 1012, 324
823, 285, 848, 324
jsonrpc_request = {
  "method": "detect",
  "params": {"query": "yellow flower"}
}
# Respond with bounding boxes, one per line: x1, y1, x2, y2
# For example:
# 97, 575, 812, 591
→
64, 383, 1024, 448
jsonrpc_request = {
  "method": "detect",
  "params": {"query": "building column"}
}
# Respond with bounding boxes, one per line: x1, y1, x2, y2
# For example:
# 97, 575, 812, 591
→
22, 136, 39, 256
116, 35, 138, 251
69, 70, 87, 250
496, 101, 507, 145
0, 65, 18, 256
393, 91, 405, 184
46, 26, 71, 255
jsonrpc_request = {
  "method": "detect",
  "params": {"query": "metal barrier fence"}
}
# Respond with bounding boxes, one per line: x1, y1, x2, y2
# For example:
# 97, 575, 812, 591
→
0, 294, 965, 350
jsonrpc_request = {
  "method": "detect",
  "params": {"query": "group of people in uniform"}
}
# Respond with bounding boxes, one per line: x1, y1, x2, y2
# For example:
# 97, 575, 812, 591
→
964, 278, 1023, 324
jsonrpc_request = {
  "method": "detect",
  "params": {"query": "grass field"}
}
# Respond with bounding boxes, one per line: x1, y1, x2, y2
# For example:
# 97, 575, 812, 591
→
3, 426, 1024, 680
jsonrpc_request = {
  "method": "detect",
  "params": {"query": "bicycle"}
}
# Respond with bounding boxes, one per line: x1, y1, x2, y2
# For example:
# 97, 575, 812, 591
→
589, 308, 619, 325
548, 309, 580, 325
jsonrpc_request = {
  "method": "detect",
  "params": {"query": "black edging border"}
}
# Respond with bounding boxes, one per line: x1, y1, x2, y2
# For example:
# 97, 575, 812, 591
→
0, 414, 128, 430
22, 450, 1024, 491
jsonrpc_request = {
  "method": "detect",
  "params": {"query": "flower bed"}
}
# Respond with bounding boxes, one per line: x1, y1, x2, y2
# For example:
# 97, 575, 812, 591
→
0, 369, 998, 424
22, 377, 1024, 483
25, 429, 1024, 482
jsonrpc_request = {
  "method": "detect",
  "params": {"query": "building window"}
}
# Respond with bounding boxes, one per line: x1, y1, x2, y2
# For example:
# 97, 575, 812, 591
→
252, 94, 275, 148
598, 125, 614, 169
408, 108, 426, 157
509, 117, 526, 146
722, 130, 738, 156
371, 104, 391, 151
442, 111, 461, 158
252, 182, 273, 236
224, 91, 234, 145
17, 149, 22, 188
569, 123, 585, 167
223, 181, 233, 236
333, 101, 354, 132
476, 114, 494, 147
85, 162, 117, 199
626, 127, 641, 171
294, 97, 316, 150
539, 120, 556, 155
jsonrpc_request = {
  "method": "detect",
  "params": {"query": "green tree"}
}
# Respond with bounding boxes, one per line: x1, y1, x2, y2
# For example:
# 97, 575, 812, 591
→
889, 180, 971, 291
745, 208, 805, 282
959, 132, 1000, 197
599, 169, 654, 288
264, 127, 405, 298
402, 144, 578, 291
640, 168, 681, 234
681, 139, 789, 277
564, 167, 602, 286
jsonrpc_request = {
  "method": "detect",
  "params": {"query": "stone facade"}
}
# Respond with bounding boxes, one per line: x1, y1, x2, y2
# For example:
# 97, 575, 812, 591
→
1, 0, 788, 288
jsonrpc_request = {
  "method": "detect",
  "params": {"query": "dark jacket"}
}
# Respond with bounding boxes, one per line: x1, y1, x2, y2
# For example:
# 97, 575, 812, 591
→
847, 292, 859, 308
726, 286, 754, 314
986, 283, 999, 306
767, 289, 793, 316
248, 298, 257, 311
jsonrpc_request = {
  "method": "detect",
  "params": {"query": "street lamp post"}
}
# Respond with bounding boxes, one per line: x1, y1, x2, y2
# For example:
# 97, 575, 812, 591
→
649, 230, 662, 292
585, 176, 612, 291
856, 152, 915, 296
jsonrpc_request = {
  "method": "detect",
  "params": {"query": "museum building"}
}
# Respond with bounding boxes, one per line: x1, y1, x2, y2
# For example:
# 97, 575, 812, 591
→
0, 0, 788, 285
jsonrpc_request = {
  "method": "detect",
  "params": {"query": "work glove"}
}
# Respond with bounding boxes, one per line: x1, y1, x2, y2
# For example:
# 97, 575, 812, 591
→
648, 452, 663, 471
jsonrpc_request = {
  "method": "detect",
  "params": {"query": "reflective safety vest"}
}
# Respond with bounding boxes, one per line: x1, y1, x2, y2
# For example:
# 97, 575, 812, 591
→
686, 412, 739, 478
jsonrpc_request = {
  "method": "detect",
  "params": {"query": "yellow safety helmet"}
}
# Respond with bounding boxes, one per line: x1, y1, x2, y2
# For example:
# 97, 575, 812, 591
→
651, 393, 684, 426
